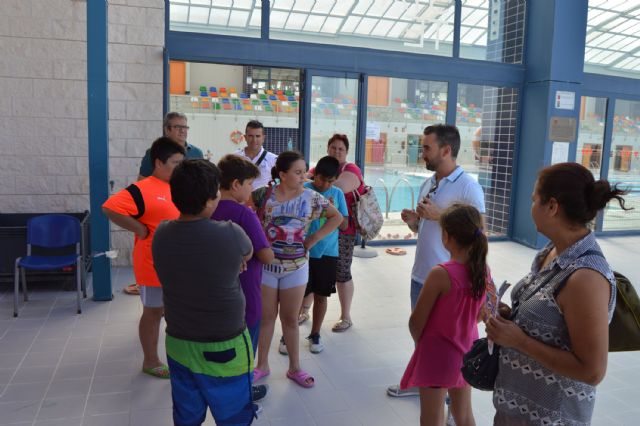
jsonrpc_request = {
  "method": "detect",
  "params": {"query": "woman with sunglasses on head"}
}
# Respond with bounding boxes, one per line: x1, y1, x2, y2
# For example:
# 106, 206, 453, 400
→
487, 162, 629, 425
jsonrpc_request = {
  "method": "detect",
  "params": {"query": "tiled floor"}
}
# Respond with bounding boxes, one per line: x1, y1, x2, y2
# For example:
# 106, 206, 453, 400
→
0, 236, 639, 425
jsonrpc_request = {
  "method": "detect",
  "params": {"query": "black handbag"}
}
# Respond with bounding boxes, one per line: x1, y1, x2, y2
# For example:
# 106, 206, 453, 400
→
461, 337, 500, 391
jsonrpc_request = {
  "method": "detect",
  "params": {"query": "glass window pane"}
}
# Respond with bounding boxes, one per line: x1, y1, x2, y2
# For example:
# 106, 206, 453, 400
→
270, 0, 455, 57
459, 0, 526, 64
169, 1, 261, 38
169, 62, 301, 166
456, 83, 519, 237
585, 1, 640, 79
363, 77, 448, 241
308, 76, 359, 166
603, 99, 640, 230
576, 96, 607, 176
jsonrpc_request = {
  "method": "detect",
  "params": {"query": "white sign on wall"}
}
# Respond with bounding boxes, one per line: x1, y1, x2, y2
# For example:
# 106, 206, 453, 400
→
551, 141, 570, 164
555, 91, 575, 110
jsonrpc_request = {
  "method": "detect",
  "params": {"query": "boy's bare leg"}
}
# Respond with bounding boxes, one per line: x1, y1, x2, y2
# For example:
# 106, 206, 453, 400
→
311, 294, 327, 335
140, 306, 164, 369
256, 285, 278, 373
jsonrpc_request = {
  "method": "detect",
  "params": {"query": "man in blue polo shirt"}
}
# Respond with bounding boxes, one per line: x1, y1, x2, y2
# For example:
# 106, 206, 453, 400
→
387, 124, 485, 398
138, 112, 204, 179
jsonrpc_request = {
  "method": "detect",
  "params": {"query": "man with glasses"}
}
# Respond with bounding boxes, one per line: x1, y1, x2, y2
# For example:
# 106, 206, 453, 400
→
387, 124, 485, 399
123, 112, 204, 296
138, 112, 204, 180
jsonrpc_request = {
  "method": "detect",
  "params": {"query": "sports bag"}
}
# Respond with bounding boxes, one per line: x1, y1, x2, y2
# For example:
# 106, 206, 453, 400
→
350, 186, 384, 241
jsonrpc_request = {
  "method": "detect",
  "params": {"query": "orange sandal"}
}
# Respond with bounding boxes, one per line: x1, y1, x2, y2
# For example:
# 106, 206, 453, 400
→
385, 247, 407, 256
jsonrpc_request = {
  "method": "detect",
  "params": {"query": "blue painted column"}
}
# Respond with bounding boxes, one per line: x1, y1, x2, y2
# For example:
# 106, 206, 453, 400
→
511, 0, 588, 248
87, 0, 113, 300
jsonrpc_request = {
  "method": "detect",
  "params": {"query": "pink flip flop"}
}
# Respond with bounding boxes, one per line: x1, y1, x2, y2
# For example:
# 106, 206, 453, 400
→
253, 368, 270, 382
286, 369, 315, 388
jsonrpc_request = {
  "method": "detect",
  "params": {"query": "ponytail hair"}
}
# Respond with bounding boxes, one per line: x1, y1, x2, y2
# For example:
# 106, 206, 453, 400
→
439, 204, 488, 300
537, 162, 631, 225
271, 151, 305, 183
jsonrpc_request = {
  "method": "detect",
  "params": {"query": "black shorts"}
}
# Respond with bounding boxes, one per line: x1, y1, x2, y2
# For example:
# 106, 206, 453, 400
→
305, 256, 338, 297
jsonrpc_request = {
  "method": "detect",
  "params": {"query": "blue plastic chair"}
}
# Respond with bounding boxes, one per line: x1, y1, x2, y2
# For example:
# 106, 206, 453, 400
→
14, 214, 85, 317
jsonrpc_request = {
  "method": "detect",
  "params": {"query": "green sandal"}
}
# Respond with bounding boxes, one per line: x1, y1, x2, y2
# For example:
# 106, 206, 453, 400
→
142, 364, 170, 379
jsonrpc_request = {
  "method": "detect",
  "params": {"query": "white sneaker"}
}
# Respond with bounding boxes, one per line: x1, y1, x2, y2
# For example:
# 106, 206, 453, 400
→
307, 333, 324, 353
278, 336, 288, 355
386, 384, 419, 397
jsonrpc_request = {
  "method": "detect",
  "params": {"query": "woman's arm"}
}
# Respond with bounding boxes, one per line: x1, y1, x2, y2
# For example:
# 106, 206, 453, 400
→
255, 247, 275, 264
304, 204, 342, 250
409, 266, 450, 343
334, 171, 361, 194
486, 268, 611, 385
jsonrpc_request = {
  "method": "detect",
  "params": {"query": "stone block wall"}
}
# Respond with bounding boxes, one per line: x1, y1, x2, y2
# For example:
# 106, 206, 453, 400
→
0, 0, 165, 266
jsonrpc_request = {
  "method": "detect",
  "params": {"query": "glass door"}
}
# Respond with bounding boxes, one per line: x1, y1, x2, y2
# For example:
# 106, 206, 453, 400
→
305, 71, 361, 168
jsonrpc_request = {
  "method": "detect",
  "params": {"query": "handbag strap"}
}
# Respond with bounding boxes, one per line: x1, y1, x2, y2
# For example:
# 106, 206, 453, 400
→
257, 184, 274, 224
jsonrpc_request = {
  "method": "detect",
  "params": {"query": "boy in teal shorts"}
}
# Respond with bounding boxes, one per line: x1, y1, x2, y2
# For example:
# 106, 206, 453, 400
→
152, 159, 256, 425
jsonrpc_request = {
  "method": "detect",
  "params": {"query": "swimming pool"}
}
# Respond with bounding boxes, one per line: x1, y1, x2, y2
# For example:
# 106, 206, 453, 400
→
364, 168, 430, 213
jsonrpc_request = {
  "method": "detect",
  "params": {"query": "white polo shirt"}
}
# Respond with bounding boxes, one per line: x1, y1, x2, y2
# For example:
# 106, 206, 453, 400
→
411, 166, 485, 284
234, 147, 277, 190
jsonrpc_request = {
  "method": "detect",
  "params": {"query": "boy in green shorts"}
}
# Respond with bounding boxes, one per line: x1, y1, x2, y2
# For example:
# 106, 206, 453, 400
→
152, 159, 256, 425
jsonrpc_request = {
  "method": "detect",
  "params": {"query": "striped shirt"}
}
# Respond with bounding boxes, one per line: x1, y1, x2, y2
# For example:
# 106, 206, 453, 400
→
493, 232, 616, 426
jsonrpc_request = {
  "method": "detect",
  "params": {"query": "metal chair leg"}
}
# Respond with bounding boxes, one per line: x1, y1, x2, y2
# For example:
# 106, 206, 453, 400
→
13, 260, 20, 317
76, 257, 82, 314
81, 259, 87, 298
21, 268, 28, 301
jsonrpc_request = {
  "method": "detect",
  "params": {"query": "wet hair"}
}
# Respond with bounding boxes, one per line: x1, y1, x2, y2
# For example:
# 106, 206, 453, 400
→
150, 137, 186, 170
327, 134, 349, 151
217, 154, 260, 190
163, 111, 187, 130
537, 162, 630, 225
270, 150, 305, 181
170, 159, 219, 215
314, 156, 340, 179
439, 203, 487, 300
245, 120, 264, 133
424, 124, 461, 158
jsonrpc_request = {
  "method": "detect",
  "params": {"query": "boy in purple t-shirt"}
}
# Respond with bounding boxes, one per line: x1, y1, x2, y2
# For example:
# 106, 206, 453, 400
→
212, 155, 274, 352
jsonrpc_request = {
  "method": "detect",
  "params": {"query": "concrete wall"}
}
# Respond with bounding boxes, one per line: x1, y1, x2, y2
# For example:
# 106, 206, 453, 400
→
0, 0, 165, 266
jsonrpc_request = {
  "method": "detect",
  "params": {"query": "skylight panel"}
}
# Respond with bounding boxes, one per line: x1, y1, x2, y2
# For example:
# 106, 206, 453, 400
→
588, 10, 617, 26
368, 0, 393, 18
321, 16, 343, 33
341, 15, 362, 33
273, 0, 294, 9
385, 1, 409, 19
293, 0, 315, 12
371, 19, 395, 36
170, 4, 189, 22
313, 0, 335, 14
189, 0, 211, 6
352, 0, 374, 15
188, 6, 210, 24
387, 21, 408, 38
286, 12, 308, 30
210, 8, 230, 25
229, 9, 249, 26
233, 0, 253, 8
249, 9, 261, 26
354, 17, 379, 35
304, 14, 326, 31
270, 10, 289, 28
461, 27, 485, 45
330, 0, 352, 16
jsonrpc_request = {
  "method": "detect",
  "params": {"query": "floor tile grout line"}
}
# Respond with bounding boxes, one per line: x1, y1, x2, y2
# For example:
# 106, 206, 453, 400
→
79, 270, 113, 425
29, 308, 80, 426
0, 293, 62, 399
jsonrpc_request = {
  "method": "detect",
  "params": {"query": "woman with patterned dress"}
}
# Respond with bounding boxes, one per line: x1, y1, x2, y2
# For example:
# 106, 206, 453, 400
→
487, 162, 629, 425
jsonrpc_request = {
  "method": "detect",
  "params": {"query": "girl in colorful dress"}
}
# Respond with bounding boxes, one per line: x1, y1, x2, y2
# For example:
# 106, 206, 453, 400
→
252, 151, 342, 388
401, 203, 491, 426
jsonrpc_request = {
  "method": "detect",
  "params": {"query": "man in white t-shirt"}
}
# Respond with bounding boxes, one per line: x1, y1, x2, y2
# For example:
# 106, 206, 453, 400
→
387, 124, 486, 398
235, 120, 277, 190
